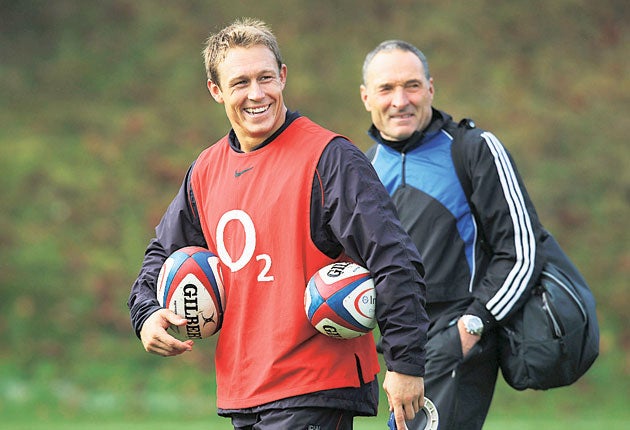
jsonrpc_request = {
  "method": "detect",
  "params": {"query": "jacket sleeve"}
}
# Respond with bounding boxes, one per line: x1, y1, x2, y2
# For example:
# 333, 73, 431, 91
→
462, 130, 546, 326
313, 137, 429, 377
127, 164, 207, 337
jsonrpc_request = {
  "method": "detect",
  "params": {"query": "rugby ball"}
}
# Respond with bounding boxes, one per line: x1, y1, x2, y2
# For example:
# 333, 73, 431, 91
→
305, 262, 377, 339
156, 246, 225, 339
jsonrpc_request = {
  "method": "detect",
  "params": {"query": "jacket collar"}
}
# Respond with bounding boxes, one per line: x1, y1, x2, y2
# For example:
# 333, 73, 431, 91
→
367, 108, 452, 153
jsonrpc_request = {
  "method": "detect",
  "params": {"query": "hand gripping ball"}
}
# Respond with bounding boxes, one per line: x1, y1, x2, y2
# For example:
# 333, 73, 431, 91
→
156, 246, 225, 339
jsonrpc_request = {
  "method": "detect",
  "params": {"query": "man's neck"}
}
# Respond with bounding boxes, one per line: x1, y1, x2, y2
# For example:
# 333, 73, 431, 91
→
230, 108, 299, 153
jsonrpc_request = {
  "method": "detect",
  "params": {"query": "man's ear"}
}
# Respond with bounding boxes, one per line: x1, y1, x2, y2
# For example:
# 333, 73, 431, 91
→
279, 64, 287, 88
360, 84, 371, 112
208, 80, 223, 103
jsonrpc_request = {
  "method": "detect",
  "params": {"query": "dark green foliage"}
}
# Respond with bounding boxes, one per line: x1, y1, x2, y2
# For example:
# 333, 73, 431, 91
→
0, 0, 628, 422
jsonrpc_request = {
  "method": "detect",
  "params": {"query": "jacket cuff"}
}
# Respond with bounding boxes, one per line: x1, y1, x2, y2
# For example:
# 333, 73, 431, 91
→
465, 300, 498, 332
131, 301, 163, 339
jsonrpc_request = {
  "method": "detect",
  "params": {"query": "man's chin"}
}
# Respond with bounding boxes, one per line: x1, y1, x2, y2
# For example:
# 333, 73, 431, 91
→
389, 121, 417, 136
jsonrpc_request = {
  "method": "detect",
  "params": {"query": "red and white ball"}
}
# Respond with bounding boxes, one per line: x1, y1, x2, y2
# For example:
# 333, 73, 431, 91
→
305, 262, 377, 339
156, 246, 225, 339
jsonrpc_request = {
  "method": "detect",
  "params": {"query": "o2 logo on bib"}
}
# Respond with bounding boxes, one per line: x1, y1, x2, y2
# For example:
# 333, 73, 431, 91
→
216, 209, 274, 282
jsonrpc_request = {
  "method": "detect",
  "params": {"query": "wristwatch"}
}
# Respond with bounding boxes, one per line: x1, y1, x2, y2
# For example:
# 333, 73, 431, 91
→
460, 314, 484, 336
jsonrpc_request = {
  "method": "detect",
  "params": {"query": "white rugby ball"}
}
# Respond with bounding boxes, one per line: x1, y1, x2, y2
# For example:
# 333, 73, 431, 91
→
156, 246, 225, 339
305, 262, 376, 339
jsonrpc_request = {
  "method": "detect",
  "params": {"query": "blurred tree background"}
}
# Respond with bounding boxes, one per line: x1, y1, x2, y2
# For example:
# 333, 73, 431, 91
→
1, 0, 628, 426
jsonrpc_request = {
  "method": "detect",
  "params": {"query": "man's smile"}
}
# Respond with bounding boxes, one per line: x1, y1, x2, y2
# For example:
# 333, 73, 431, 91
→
244, 104, 271, 116
390, 112, 415, 120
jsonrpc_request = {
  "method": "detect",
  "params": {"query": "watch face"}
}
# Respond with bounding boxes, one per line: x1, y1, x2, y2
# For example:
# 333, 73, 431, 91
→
464, 315, 483, 335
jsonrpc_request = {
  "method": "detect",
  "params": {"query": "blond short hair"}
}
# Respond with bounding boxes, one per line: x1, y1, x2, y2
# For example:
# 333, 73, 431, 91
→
202, 18, 283, 87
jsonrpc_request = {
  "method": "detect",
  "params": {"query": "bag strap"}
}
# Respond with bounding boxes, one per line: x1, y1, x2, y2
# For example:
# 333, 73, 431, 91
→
450, 118, 475, 202
450, 118, 493, 256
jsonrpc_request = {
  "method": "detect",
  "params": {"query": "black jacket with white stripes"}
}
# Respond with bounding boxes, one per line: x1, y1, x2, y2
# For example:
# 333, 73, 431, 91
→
366, 108, 546, 329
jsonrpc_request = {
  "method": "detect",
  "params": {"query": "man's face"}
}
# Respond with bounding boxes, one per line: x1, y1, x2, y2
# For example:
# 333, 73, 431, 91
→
360, 49, 434, 141
208, 45, 287, 152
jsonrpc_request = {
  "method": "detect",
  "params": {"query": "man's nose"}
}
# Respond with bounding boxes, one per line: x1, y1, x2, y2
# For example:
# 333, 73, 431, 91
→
248, 81, 264, 100
391, 87, 409, 108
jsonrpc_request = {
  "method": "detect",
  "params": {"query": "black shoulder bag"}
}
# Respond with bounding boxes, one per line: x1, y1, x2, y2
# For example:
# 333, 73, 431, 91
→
451, 119, 599, 390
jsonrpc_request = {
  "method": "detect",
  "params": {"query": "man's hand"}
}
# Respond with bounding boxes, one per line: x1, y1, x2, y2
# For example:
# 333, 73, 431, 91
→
140, 309, 194, 356
457, 318, 481, 357
383, 371, 425, 430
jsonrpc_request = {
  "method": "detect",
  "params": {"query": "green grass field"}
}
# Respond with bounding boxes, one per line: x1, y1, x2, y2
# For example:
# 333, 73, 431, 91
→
3, 379, 628, 430
2, 374, 628, 429
2, 339, 628, 429
4, 417, 629, 430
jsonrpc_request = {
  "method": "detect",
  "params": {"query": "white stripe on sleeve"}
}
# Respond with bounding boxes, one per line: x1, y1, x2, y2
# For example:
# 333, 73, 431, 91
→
481, 132, 536, 320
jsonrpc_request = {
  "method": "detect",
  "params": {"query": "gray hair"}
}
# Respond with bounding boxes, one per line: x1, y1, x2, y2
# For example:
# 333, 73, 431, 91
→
362, 40, 430, 84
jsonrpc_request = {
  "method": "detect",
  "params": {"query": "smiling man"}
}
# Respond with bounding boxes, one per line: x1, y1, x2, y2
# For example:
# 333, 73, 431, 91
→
128, 20, 430, 430
206, 43, 288, 152
361, 40, 546, 430
361, 47, 434, 142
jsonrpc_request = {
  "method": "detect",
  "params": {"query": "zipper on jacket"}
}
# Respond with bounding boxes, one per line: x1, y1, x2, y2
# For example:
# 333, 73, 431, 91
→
401, 152, 407, 187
